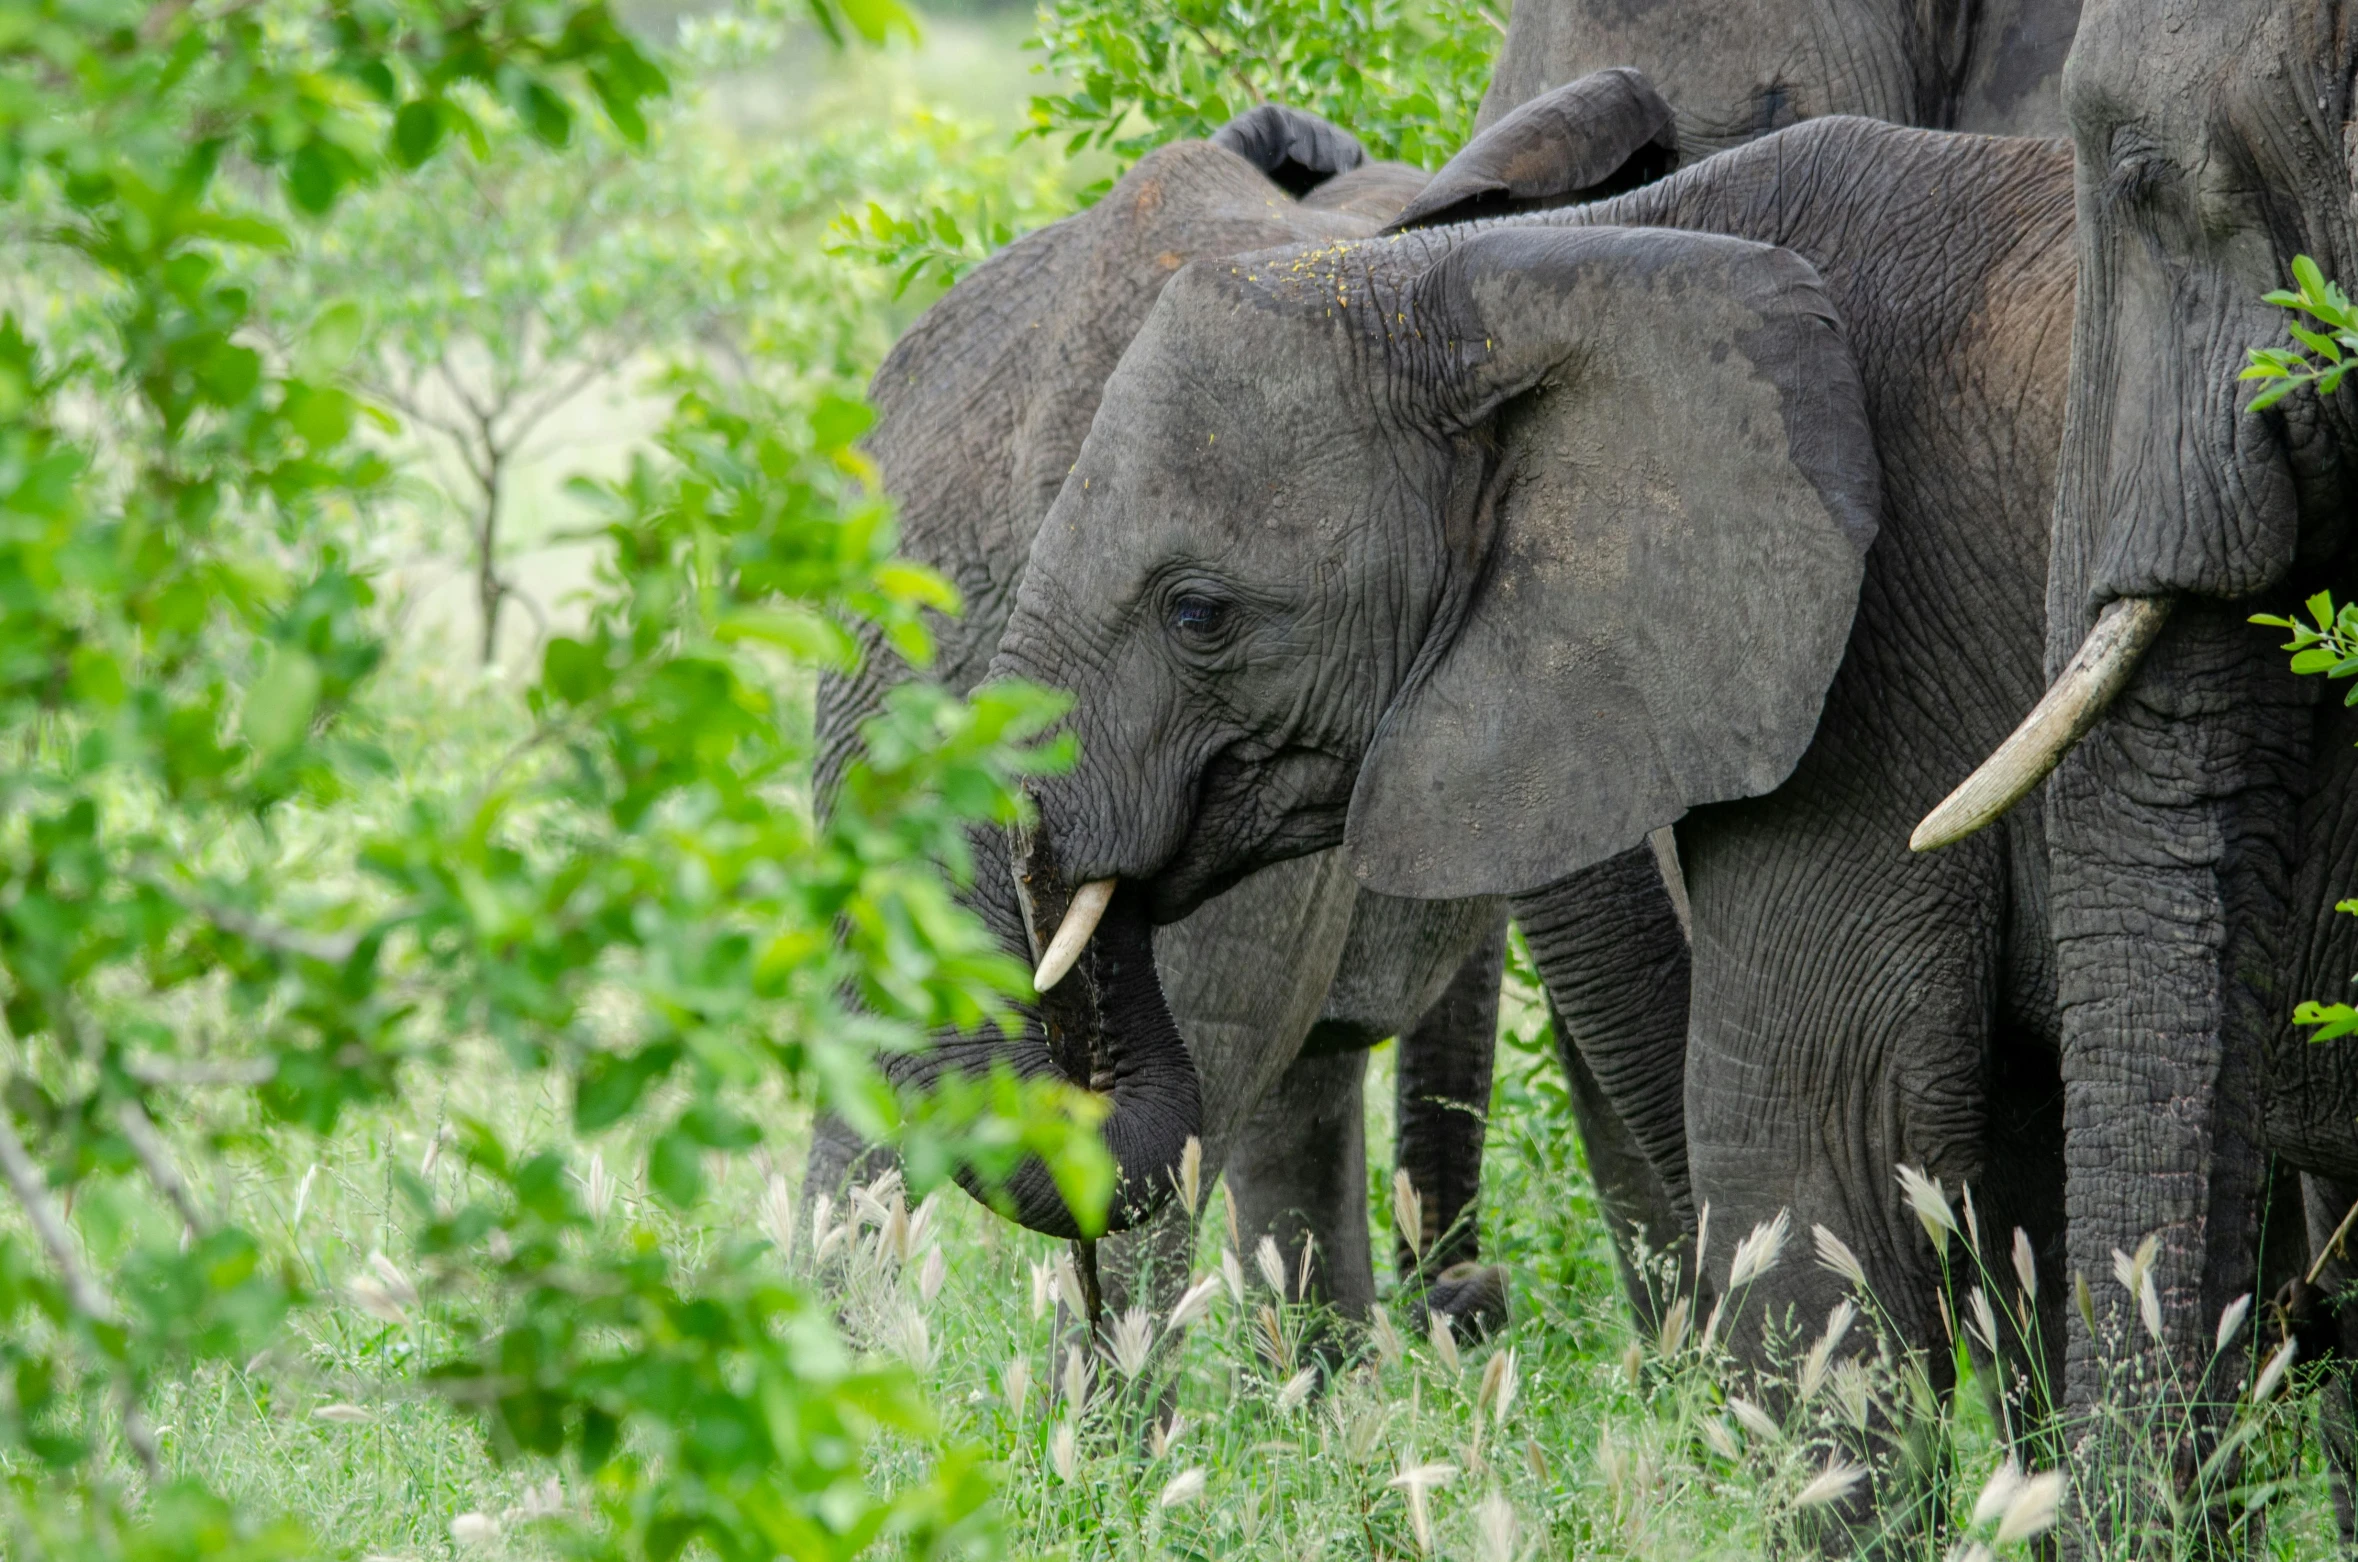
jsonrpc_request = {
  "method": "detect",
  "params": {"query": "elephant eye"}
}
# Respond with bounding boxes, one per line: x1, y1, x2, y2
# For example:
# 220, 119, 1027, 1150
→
1171, 594, 1230, 640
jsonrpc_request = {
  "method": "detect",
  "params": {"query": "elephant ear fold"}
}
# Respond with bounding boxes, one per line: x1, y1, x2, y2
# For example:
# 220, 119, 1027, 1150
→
1344, 225, 1880, 899
1385, 68, 1677, 230
1210, 104, 1367, 197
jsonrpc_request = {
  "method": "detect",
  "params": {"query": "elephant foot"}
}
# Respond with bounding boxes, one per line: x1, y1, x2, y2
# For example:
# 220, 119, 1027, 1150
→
1423, 1262, 1511, 1338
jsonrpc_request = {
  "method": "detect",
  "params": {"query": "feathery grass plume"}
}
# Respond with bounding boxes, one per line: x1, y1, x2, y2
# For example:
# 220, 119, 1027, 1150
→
2138, 1269, 2164, 1343
1831, 1360, 1873, 1428
891, 1307, 933, 1367
1061, 1343, 1092, 1408
2075, 1270, 2096, 1333
1966, 1287, 2000, 1356
881, 1200, 911, 1265
367, 1250, 419, 1308
1050, 1420, 1079, 1481
1029, 1256, 1055, 1320
1524, 1438, 1551, 1483
583, 1152, 617, 1224
349, 1273, 410, 1326
1727, 1209, 1792, 1290
1394, 1168, 1425, 1263
1256, 1234, 1288, 1295
1896, 1164, 1956, 1256
1475, 1487, 1519, 1562
1622, 1338, 1645, 1386
313, 1403, 371, 1424
1371, 1307, 1407, 1369
1159, 1468, 1207, 1507
1221, 1247, 1246, 1305
451, 1512, 499, 1544
1104, 1306, 1154, 1380
1700, 1417, 1740, 1460
1149, 1413, 1187, 1458
1972, 1459, 2025, 1527
1054, 1250, 1088, 1318
1179, 1135, 1202, 1217
1792, 1454, 1865, 1509
1995, 1470, 2064, 1543
1728, 1397, 1782, 1443
1813, 1223, 1869, 1291
1168, 1273, 1221, 1333
757, 1173, 796, 1257
1961, 1181, 1982, 1252
1428, 1310, 1462, 1378
1390, 1455, 1457, 1555
1257, 1303, 1291, 1371
1223, 1180, 1240, 1247
1295, 1232, 1316, 1301
1276, 1367, 1317, 1415
917, 1244, 946, 1304
1479, 1347, 1519, 1425
1656, 1295, 1691, 1356
1695, 1203, 1712, 1275
1003, 1354, 1031, 1419
1799, 1299, 1855, 1401
292, 1162, 319, 1232
1699, 1296, 1729, 1354
2253, 1338, 2298, 1402
2217, 1291, 2253, 1354
1338, 1399, 1394, 1463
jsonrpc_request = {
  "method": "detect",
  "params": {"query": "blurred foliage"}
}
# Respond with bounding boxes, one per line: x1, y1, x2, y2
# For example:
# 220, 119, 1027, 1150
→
0, 1, 1111, 1557
1027, 0, 1505, 171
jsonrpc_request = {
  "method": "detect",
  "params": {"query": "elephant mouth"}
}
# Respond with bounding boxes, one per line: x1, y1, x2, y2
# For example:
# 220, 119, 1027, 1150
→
1910, 594, 2175, 851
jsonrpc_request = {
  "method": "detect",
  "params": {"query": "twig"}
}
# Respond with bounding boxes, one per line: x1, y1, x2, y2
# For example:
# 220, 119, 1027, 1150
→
2307, 1196, 2358, 1287
0, 1112, 161, 1481
114, 1098, 204, 1236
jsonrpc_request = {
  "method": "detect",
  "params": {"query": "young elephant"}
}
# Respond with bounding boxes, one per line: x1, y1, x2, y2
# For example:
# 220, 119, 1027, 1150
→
818, 88, 1694, 1333
994, 115, 2078, 1400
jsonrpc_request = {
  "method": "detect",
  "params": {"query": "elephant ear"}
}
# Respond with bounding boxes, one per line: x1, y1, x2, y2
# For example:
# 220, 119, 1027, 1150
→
1386, 69, 1677, 231
1210, 104, 1366, 196
1344, 225, 1880, 898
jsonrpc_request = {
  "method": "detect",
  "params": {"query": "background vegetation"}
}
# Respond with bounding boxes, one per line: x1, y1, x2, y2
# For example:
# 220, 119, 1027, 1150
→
6, 0, 2355, 1558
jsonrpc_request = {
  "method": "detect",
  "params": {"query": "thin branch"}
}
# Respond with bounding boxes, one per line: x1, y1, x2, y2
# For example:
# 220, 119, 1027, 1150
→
0, 1111, 161, 1481
114, 1098, 204, 1236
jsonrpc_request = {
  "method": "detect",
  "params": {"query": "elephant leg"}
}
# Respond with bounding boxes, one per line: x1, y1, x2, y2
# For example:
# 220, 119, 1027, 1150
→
1392, 912, 1508, 1332
2302, 1174, 2358, 1548
1511, 840, 1694, 1325
1228, 1046, 1376, 1336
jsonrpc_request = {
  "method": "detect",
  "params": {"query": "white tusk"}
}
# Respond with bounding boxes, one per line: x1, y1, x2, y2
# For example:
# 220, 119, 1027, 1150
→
1911, 595, 2173, 853
1033, 879, 1117, 993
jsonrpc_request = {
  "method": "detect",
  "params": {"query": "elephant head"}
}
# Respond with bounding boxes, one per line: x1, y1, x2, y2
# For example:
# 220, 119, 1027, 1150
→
993, 223, 1879, 948
1912, 0, 2358, 1407
1478, 0, 2082, 154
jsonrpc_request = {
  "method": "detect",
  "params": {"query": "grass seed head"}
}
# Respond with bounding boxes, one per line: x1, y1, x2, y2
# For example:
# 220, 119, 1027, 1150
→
1972, 1459, 2025, 1527
757, 1173, 795, 1257
918, 1245, 946, 1305
450, 1512, 499, 1545
1393, 1168, 1425, 1262
2075, 1270, 2096, 1333
1726, 1209, 1791, 1290
1223, 1181, 1240, 1247
1966, 1287, 2000, 1356
1428, 1310, 1462, 1377
1813, 1224, 1868, 1291
1371, 1307, 1406, 1369
1179, 1135, 1201, 1217
2011, 1226, 2038, 1301
1003, 1354, 1031, 1419
1256, 1234, 1287, 1296
1896, 1164, 1956, 1256
2217, 1291, 2252, 1354
1994, 1470, 2064, 1543
1221, 1248, 1246, 1306
1480, 1346, 1519, 1425
1728, 1397, 1782, 1443
1295, 1233, 1316, 1301
1028, 1257, 1053, 1321
1061, 1343, 1091, 1407
2253, 1338, 2297, 1402
1050, 1420, 1078, 1481
1655, 1295, 1690, 1357
367, 1250, 418, 1308
1276, 1367, 1316, 1415
2138, 1269, 2164, 1344
1159, 1467, 1206, 1507
1104, 1306, 1153, 1380
1053, 1251, 1087, 1319
1168, 1272, 1220, 1333
585, 1152, 618, 1225
1792, 1454, 1865, 1510
1701, 1417, 1740, 1460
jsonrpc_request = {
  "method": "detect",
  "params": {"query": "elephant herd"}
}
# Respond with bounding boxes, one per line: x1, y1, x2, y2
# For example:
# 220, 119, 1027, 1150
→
812, 0, 2358, 1532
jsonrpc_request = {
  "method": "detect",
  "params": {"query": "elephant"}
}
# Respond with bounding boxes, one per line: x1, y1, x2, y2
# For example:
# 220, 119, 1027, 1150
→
1896, 0, 2358, 1507
1478, 0, 2084, 153
985, 103, 2084, 1420
814, 87, 1699, 1336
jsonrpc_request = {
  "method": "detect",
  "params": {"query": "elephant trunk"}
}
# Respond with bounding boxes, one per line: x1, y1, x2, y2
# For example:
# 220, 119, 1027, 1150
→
885, 821, 1202, 1240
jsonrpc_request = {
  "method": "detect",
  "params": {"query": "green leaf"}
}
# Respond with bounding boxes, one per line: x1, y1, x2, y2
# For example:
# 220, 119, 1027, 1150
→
647, 1129, 706, 1208
393, 100, 447, 168
241, 649, 322, 754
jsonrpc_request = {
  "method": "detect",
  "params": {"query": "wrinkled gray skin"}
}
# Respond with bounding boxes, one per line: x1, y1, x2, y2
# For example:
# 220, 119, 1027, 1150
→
994, 114, 2081, 1409
1939, 0, 2358, 1511
812, 91, 1695, 1331
1479, 0, 2083, 153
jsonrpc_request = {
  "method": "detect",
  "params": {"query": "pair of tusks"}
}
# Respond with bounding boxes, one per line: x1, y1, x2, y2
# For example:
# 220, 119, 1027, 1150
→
1034, 878, 1117, 993
1910, 596, 2174, 852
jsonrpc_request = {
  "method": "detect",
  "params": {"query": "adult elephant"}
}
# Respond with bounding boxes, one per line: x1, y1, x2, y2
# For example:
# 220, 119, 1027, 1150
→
1906, 0, 2358, 1480
1479, 0, 2082, 152
816, 88, 1693, 1330
991, 108, 2079, 1395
